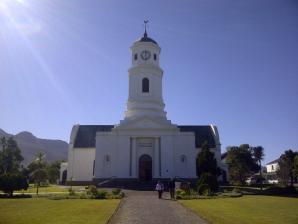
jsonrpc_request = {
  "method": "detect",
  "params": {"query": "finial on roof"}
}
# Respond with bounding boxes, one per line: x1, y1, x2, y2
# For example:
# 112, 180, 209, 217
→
144, 20, 149, 37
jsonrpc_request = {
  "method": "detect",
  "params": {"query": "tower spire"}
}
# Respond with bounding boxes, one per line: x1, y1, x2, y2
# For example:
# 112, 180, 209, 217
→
144, 20, 149, 37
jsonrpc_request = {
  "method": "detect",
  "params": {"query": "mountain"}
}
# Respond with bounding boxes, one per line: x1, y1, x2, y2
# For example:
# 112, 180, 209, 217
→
0, 129, 68, 165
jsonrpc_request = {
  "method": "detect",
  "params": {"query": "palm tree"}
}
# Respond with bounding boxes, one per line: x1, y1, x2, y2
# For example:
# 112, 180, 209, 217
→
252, 146, 264, 189
28, 152, 47, 195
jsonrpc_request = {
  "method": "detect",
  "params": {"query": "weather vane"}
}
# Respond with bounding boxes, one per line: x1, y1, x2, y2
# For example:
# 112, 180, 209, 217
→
144, 20, 149, 36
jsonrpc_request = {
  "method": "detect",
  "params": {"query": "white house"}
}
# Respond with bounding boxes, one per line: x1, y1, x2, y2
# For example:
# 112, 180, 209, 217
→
61, 28, 227, 186
265, 159, 279, 184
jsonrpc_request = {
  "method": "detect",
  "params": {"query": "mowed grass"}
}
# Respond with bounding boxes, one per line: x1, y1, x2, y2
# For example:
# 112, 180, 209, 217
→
0, 198, 119, 224
181, 195, 298, 224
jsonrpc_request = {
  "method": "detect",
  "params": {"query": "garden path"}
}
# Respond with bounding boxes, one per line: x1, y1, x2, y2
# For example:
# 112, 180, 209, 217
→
109, 190, 207, 224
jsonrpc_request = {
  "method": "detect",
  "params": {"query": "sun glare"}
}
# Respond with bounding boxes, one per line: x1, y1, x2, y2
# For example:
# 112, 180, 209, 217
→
0, 0, 25, 14
0, 0, 72, 105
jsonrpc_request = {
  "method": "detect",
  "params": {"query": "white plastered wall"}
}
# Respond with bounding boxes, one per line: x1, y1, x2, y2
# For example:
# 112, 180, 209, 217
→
67, 147, 96, 181
266, 163, 279, 173
173, 133, 197, 178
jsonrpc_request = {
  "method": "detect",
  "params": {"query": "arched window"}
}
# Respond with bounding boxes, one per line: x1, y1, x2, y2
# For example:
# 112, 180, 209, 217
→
104, 155, 110, 162
134, 53, 138, 60
180, 155, 187, 163
142, 78, 149, 93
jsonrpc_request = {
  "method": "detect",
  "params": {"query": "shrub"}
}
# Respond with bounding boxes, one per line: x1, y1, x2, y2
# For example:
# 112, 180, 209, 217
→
0, 194, 32, 199
0, 173, 28, 197
86, 185, 98, 197
197, 172, 218, 195
176, 189, 187, 199
118, 191, 125, 198
232, 187, 241, 193
220, 192, 242, 197
95, 190, 108, 199
198, 184, 211, 196
112, 188, 121, 195
68, 188, 76, 196
264, 186, 297, 195
79, 193, 88, 199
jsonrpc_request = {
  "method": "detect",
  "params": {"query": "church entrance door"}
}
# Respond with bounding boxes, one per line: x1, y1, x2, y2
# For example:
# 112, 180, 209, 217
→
139, 154, 152, 182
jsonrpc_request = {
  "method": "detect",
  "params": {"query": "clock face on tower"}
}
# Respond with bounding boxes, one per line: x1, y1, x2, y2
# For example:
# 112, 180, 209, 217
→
141, 50, 151, 60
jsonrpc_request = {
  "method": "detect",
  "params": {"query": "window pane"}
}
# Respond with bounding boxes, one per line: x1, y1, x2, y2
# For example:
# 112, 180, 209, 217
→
142, 78, 149, 92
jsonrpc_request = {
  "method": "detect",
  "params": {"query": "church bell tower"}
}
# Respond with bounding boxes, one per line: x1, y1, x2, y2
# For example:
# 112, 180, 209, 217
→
123, 22, 169, 124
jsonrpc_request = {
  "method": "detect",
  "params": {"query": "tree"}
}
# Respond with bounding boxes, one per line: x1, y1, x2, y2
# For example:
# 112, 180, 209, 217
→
226, 144, 259, 185
277, 149, 298, 187
46, 161, 61, 184
0, 137, 23, 174
0, 137, 28, 196
196, 141, 220, 193
277, 155, 291, 186
0, 173, 28, 197
196, 141, 220, 177
28, 152, 48, 195
294, 155, 298, 180
251, 146, 265, 189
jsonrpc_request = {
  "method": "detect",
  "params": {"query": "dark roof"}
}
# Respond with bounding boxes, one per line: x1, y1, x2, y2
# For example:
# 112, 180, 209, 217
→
74, 125, 114, 148
178, 125, 216, 148
136, 32, 158, 45
266, 159, 279, 165
221, 152, 228, 160
73, 125, 216, 148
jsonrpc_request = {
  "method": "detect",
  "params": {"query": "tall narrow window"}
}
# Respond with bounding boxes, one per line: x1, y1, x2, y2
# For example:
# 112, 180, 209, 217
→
93, 160, 95, 176
154, 54, 157, 60
142, 78, 149, 93
134, 53, 138, 60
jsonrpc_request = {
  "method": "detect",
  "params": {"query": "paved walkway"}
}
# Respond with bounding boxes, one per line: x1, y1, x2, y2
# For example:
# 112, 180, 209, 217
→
109, 190, 207, 224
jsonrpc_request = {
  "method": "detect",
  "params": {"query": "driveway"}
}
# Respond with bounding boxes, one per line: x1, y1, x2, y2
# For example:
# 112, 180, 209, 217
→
109, 190, 207, 224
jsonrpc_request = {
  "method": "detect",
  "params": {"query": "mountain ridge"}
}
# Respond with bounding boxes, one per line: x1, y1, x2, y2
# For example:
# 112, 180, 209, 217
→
0, 129, 68, 165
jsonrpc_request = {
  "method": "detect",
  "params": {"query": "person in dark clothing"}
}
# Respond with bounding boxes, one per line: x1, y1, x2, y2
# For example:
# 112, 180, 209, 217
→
168, 178, 176, 199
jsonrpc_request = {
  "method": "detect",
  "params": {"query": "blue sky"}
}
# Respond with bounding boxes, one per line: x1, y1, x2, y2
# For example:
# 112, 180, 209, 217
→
0, 0, 297, 164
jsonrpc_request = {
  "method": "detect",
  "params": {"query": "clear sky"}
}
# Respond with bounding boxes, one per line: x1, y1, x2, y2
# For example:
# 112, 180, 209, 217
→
0, 0, 297, 164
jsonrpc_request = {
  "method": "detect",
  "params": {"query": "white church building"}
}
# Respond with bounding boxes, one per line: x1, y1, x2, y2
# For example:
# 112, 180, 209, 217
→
61, 28, 227, 186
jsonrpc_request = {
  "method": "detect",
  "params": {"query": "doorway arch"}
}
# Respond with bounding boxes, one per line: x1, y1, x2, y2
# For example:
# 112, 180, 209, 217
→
139, 154, 152, 181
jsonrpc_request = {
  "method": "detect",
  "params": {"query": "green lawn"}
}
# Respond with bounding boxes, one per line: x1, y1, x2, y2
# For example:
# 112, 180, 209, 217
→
0, 198, 119, 224
181, 195, 298, 224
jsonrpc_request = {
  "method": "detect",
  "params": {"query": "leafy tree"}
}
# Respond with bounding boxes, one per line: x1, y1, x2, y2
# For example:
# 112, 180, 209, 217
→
277, 149, 298, 187
31, 169, 48, 195
277, 155, 291, 186
196, 141, 220, 193
196, 141, 220, 177
46, 161, 61, 184
28, 152, 48, 195
294, 155, 298, 180
0, 173, 28, 197
251, 146, 265, 189
0, 137, 28, 196
28, 152, 47, 173
0, 137, 23, 174
226, 144, 259, 185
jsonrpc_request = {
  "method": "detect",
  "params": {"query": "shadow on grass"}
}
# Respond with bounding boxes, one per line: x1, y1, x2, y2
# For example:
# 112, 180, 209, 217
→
0, 194, 32, 199
220, 185, 298, 198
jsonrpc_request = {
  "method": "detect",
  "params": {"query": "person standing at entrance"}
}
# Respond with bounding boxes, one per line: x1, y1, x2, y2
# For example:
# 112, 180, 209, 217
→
168, 178, 176, 199
156, 180, 164, 199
